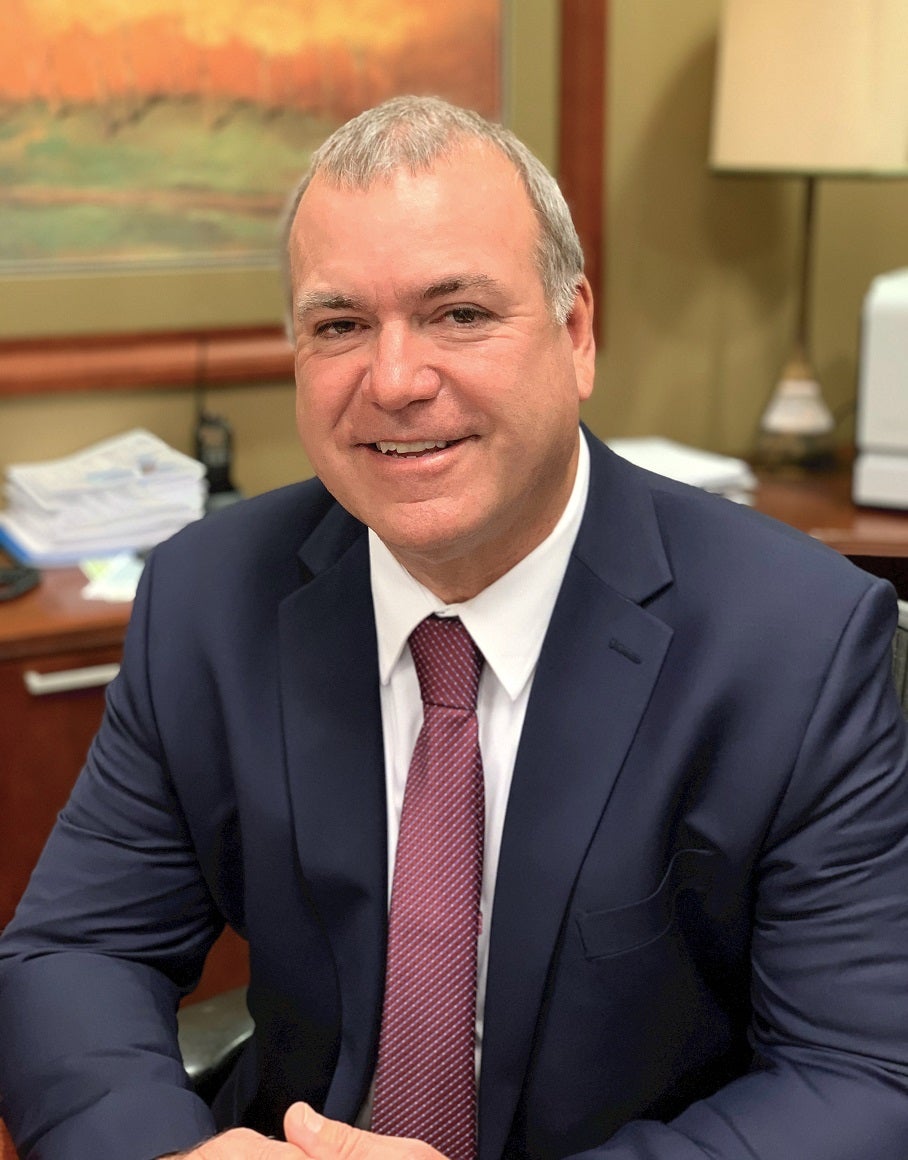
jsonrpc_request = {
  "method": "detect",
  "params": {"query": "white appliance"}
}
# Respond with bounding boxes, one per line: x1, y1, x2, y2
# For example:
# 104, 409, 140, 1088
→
854, 268, 908, 509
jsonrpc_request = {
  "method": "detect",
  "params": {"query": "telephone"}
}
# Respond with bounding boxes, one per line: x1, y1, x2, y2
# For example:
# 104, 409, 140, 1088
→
194, 411, 242, 511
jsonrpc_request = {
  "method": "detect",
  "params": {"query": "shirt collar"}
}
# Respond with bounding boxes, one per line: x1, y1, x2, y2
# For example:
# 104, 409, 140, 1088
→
369, 430, 590, 700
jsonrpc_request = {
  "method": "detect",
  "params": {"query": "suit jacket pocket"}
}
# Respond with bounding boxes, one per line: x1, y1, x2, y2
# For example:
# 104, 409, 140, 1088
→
577, 847, 715, 960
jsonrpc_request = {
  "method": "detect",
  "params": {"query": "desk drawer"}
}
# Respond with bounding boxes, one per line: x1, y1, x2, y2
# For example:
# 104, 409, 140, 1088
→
0, 643, 121, 926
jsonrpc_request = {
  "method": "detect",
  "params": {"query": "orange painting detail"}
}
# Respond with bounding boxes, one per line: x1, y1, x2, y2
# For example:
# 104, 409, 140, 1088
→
0, 0, 500, 114
0, 0, 501, 268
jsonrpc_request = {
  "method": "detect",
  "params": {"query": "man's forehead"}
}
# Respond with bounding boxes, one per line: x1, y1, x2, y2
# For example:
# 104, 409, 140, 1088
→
297, 141, 526, 215
290, 164, 539, 279
287, 142, 544, 310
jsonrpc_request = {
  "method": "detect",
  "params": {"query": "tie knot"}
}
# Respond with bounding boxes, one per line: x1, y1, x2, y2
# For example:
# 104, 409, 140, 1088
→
409, 615, 482, 711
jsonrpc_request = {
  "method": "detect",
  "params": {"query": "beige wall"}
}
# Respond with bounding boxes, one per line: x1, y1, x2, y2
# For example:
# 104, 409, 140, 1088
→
592, 0, 908, 456
3, 0, 908, 495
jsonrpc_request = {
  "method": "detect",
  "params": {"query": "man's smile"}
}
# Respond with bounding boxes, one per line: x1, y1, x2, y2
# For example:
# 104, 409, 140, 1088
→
369, 437, 469, 457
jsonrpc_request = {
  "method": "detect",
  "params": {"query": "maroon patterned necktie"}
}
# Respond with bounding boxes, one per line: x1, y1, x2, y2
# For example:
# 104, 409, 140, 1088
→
371, 615, 484, 1160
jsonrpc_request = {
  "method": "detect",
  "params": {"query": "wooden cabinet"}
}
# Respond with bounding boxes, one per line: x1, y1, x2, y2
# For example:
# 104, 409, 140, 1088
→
0, 567, 247, 998
0, 641, 122, 921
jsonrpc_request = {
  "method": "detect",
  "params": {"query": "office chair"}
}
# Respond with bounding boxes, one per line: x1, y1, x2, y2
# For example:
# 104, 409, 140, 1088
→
176, 985, 254, 1104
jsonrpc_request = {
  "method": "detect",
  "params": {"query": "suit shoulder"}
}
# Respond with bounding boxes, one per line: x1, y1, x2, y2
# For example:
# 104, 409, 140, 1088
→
642, 468, 882, 613
152, 477, 335, 571
579, 434, 885, 620
138, 478, 361, 619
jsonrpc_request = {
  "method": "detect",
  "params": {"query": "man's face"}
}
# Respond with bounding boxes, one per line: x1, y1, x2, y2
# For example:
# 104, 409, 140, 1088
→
288, 140, 595, 601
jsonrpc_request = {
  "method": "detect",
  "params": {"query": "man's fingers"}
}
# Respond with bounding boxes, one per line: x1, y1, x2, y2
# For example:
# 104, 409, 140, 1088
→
284, 1104, 345, 1157
174, 1126, 304, 1157
284, 1105, 443, 1160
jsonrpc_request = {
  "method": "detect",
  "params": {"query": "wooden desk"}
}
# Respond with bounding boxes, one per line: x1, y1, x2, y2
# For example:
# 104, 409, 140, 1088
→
753, 468, 908, 598
0, 564, 130, 662
0, 567, 247, 998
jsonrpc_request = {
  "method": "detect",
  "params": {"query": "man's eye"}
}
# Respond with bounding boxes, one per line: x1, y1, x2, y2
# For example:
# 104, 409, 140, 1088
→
445, 307, 487, 326
315, 319, 359, 337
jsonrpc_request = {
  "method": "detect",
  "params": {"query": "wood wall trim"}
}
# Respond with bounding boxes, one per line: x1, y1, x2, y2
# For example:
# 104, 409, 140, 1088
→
0, 4, 607, 396
0, 326, 294, 397
558, 0, 607, 344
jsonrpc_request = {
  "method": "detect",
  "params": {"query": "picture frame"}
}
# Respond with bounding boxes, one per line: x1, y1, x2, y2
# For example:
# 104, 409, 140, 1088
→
0, 0, 606, 397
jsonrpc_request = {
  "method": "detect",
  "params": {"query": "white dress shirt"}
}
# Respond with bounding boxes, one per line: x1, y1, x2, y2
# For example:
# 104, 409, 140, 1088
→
367, 429, 590, 1079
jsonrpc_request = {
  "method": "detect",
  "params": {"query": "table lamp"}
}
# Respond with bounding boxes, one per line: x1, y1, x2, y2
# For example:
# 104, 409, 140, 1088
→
709, 0, 908, 469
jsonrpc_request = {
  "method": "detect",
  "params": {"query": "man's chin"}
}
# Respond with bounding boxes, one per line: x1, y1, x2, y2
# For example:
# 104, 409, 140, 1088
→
374, 527, 471, 568
373, 516, 485, 569
362, 500, 478, 554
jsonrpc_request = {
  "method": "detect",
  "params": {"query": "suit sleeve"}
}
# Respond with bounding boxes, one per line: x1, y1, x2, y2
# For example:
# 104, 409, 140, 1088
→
578, 578, 908, 1158
0, 553, 222, 1159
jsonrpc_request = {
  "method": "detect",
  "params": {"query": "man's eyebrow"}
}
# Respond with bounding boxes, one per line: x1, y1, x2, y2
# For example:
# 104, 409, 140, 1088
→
422, 274, 503, 301
294, 276, 502, 321
295, 291, 364, 319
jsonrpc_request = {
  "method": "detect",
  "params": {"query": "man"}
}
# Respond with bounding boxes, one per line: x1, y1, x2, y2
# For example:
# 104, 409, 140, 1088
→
1, 96, 908, 1160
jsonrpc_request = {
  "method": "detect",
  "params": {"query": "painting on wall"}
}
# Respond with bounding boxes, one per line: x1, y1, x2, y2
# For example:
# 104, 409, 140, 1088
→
0, 0, 502, 273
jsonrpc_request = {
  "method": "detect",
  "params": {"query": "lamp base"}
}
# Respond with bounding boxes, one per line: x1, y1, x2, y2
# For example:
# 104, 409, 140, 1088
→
752, 369, 837, 472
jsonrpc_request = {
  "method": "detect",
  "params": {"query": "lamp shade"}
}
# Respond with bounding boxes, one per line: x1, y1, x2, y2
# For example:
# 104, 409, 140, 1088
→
710, 0, 908, 176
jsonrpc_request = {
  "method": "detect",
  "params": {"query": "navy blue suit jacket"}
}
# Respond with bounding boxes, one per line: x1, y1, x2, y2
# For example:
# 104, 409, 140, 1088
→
2, 431, 908, 1159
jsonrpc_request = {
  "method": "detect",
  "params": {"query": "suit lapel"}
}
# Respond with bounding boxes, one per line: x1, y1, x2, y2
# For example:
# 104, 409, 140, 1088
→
479, 436, 675, 1160
278, 507, 387, 1119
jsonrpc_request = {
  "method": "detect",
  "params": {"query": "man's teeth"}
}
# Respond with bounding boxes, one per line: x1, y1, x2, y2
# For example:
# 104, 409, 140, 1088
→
376, 440, 450, 455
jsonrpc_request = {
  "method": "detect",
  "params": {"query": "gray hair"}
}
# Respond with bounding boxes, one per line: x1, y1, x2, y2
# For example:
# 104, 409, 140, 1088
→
282, 95, 584, 328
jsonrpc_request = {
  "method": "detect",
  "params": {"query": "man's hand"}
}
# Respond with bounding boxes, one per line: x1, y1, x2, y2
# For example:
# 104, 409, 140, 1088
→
160, 1127, 305, 1157
158, 1104, 446, 1160
284, 1104, 445, 1160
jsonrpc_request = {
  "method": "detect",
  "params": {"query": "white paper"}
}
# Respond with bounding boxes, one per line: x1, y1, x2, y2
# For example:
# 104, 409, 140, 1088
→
608, 437, 756, 498
2, 429, 207, 566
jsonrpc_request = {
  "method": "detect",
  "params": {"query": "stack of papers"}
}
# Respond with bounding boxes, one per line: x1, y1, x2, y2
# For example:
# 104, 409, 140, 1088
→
0, 429, 207, 567
608, 437, 756, 504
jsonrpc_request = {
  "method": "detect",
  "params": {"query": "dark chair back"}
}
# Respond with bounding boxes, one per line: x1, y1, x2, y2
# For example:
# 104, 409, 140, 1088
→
893, 601, 908, 717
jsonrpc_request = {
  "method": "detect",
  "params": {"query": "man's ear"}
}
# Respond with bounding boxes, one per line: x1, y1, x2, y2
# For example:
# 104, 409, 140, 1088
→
565, 277, 596, 401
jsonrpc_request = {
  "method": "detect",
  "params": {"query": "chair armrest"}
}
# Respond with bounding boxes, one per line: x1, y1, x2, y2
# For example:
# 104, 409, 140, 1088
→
177, 986, 253, 1100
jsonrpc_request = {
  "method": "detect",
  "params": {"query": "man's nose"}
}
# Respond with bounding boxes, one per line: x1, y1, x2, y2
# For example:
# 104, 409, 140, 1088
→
361, 325, 441, 410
